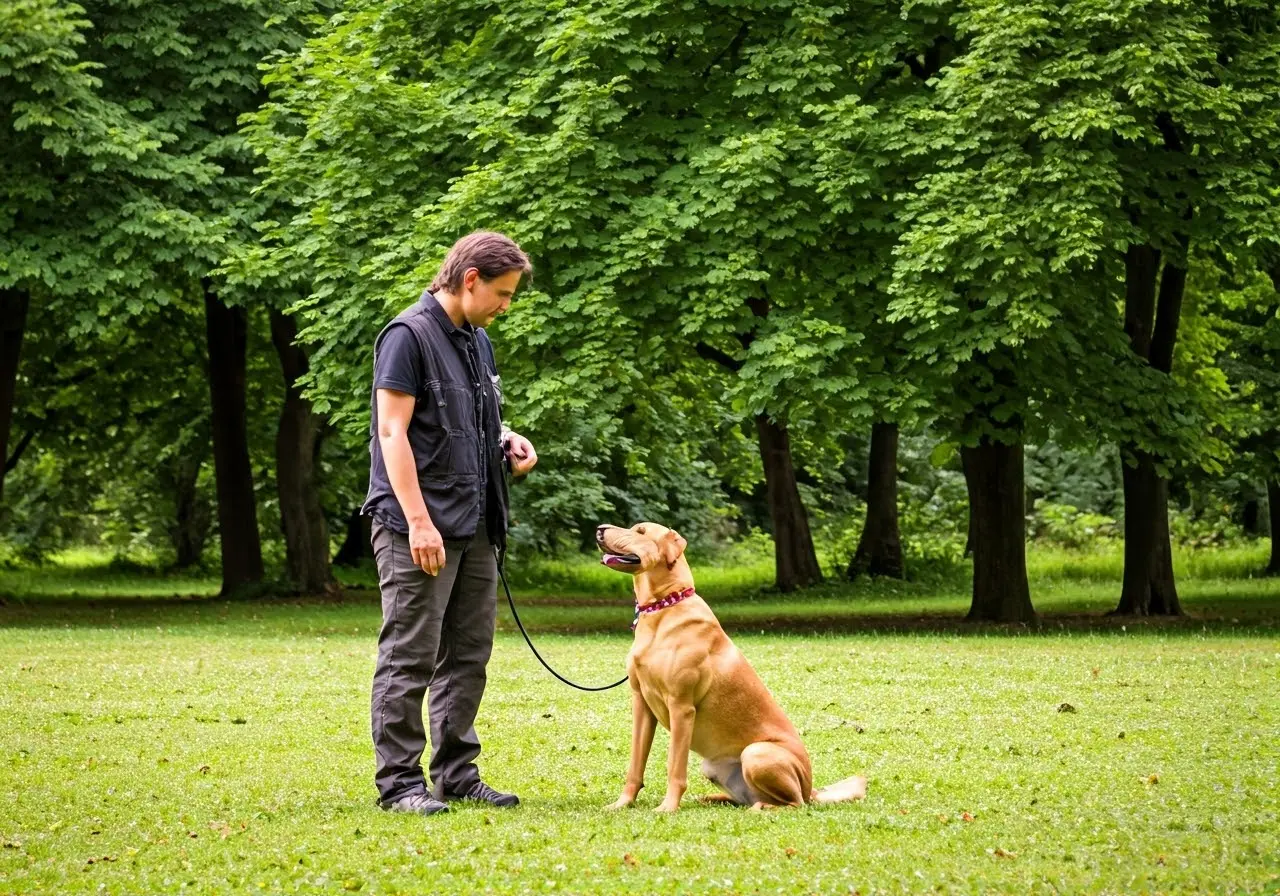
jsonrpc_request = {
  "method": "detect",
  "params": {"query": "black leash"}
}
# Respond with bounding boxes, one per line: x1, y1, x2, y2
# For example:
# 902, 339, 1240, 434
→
495, 547, 629, 692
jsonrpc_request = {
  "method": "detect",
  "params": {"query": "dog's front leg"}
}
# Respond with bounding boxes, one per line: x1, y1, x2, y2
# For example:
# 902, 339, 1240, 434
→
655, 703, 695, 813
609, 689, 656, 809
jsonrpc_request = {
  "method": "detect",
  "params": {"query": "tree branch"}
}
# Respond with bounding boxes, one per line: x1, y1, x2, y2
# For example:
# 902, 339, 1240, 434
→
695, 342, 743, 372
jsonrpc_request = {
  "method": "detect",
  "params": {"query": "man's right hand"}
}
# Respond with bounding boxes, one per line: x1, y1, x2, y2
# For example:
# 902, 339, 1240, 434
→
409, 520, 446, 575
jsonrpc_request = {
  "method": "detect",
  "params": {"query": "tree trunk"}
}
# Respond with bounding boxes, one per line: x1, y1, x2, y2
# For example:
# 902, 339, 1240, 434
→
0, 288, 29, 507
1114, 245, 1184, 616
168, 455, 211, 568
960, 438, 1035, 623
1268, 480, 1280, 576
270, 310, 334, 593
205, 288, 264, 594
333, 507, 374, 567
1242, 497, 1261, 537
754, 413, 822, 592
847, 422, 904, 579
1115, 451, 1181, 614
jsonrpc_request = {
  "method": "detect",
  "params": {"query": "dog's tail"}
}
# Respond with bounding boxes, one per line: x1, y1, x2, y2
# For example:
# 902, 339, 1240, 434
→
810, 775, 868, 804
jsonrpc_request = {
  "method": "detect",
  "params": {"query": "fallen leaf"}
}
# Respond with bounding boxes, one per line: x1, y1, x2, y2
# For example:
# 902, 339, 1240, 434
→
961, 812, 975, 822
784, 847, 797, 857
197, 765, 211, 775
1146, 774, 1159, 785
1091, 667, 1100, 678
623, 853, 639, 868
992, 848, 1016, 859
1057, 703, 1077, 714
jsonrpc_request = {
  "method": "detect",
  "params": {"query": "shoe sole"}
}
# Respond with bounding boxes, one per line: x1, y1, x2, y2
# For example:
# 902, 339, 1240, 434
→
379, 802, 450, 816
442, 795, 520, 808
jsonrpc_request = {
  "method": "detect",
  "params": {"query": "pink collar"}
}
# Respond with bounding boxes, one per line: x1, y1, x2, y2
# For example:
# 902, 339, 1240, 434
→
632, 586, 696, 629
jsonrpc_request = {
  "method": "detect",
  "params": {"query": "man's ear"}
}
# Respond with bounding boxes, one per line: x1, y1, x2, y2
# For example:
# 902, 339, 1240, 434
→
661, 530, 688, 569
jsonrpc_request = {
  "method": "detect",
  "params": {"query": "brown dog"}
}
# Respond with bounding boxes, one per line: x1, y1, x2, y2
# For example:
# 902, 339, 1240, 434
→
596, 521, 868, 812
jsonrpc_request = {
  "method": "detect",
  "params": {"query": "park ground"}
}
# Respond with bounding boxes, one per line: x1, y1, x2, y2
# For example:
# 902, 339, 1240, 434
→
0, 545, 1278, 895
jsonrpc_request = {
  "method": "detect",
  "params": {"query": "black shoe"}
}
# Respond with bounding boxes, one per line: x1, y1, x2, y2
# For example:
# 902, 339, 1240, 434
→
378, 790, 450, 816
443, 780, 520, 808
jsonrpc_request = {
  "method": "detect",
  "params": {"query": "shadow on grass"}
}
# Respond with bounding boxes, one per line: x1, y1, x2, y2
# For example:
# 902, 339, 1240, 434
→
2, 588, 1278, 638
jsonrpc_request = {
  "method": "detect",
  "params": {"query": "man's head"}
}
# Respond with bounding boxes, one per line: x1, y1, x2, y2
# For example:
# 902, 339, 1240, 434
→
430, 231, 533, 328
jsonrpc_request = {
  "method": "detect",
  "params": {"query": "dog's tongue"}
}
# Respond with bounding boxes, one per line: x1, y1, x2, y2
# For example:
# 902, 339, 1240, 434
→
600, 553, 640, 568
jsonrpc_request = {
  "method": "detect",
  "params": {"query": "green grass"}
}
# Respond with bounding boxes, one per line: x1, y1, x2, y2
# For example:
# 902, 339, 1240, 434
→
1, 607, 1278, 895
1, 546, 1279, 894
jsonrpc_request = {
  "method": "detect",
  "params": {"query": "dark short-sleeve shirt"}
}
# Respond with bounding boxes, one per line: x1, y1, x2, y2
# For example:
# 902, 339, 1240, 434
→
371, 325, 422, 399
361, 291, 508, 544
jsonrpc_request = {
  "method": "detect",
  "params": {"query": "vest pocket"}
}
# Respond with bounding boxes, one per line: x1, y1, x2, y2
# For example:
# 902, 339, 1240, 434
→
419, 381, 473, 431
411, 424, 453, 474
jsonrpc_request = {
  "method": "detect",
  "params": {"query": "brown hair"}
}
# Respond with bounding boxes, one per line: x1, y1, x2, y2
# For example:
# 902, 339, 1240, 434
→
429, 231, 533, 294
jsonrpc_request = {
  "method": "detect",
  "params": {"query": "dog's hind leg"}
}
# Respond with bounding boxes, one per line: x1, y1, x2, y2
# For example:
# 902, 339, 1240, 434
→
740, 742, 810, 808
700, 757, 755, 806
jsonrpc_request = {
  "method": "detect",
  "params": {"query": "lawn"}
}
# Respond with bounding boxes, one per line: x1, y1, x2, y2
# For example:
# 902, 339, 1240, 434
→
1, 548, 1278, 895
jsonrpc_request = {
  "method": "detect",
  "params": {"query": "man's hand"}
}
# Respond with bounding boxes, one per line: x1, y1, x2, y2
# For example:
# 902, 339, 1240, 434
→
408, 519, 446, 576
504, 431, 538, 478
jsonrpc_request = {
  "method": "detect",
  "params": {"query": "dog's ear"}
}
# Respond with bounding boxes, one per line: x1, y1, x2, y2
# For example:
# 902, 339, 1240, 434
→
661, 530, 688, 569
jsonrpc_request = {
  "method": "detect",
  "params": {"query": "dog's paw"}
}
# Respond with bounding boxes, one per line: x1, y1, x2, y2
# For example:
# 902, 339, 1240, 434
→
698, 794, 737, 805
654, 800, 680, 813
606, 797, 635, 811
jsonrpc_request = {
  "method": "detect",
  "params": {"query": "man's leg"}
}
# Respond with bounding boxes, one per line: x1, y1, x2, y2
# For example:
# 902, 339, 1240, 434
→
427, 526, 500, 797
369, 523, 463, 802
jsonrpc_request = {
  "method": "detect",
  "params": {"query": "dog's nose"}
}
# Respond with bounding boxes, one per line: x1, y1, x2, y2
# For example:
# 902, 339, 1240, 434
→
596, 525, 612, 543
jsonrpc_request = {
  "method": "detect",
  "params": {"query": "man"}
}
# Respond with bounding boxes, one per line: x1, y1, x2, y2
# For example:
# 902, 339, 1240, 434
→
363, 231, 538, 817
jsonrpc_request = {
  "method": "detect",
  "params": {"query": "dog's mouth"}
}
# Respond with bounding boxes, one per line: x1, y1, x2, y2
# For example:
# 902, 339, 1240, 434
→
596, 524, 644, 572
599, 552, 642, 572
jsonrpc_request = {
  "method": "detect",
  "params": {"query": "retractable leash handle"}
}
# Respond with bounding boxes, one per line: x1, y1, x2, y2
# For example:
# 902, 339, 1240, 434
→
495, 546, 630, 693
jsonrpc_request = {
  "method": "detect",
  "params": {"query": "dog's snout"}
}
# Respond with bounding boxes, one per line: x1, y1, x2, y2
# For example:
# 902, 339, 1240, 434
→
596, 525, 611, 544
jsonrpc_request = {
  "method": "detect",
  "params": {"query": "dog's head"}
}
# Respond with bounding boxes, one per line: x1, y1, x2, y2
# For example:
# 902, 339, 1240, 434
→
595, 522, 691, 596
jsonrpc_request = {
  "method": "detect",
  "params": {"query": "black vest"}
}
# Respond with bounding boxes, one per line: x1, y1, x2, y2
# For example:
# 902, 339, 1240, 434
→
362, 292, 509, 545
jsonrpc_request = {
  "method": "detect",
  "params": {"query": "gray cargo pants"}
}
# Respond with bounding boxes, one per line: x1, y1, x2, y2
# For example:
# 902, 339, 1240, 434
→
370, 521, 498, 802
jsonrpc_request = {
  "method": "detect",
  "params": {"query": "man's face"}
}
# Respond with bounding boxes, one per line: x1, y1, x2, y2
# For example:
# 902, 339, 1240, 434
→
461, 269, 521, 328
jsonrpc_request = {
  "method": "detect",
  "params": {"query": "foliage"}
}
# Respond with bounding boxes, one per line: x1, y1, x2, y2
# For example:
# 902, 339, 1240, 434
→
836, 0, 1280, 466
6, 0, 1280, 588
1027, 501, 1120, 551
241, 0, 911, 552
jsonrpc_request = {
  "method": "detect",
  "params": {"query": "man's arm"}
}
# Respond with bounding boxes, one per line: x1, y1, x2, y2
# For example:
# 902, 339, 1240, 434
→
377, 388, 445, 575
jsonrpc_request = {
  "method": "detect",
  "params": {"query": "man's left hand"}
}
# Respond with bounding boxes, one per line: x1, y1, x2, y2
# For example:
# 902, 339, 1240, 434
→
504, 431, 538, 477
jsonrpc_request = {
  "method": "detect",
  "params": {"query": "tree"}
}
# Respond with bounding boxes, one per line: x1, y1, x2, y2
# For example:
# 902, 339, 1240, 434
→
821, 0, 1280, 620
3, 0, 339, 591
846, 422, 904, 580
246, 0, 912, 591
1, 0, 168, 507
270, 310, 334, 592
1199, 262, 1280, 575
